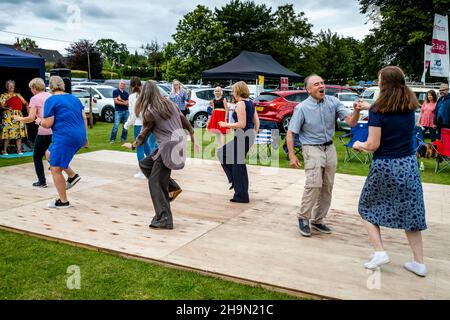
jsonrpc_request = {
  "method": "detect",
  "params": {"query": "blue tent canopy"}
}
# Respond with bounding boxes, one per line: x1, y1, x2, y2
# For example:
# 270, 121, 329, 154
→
0, 44, 45, 79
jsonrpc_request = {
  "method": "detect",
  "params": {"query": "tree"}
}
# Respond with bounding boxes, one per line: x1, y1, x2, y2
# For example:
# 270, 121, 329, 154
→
142, 40, 165, 79
358, 0, 450, 80
215, 0, 273, 59
302, 30, 361, 83
270, 4, 313, 75
95, 38, 129, 65
162, 5, 231, 81
66, 40, 103, 79
163, 1, 314, 81
19, 38, 38, 50
123, 51, 152, 78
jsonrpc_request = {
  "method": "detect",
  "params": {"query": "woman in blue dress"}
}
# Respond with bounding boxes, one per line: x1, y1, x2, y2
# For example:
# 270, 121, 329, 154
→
38, 76, 88, 209
218, 81, 260, 203
353, 66, 427, 277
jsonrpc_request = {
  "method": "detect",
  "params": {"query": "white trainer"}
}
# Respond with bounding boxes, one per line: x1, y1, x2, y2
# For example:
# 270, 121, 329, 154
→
364, 252, 390, 269
134, 172, 146, 179
404, 261, 427, 277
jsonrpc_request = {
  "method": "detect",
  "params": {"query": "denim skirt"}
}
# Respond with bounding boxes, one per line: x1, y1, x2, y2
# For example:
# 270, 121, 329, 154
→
358, 155, 427, 231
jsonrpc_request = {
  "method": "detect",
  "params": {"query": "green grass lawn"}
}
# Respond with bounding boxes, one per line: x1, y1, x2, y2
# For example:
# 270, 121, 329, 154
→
0, 229, 297, 300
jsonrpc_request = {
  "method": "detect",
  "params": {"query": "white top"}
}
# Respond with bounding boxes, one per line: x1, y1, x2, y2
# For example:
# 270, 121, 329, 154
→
124, 92, 143, 129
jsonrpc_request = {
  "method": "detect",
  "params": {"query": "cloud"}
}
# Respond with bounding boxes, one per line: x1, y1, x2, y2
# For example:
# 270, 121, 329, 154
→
30, 3, 67, 21
81, 4, 116, 19
0, 20, 12, 29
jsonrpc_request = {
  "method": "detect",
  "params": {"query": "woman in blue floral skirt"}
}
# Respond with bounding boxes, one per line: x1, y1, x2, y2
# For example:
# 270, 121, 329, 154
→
353, 66, 427, 277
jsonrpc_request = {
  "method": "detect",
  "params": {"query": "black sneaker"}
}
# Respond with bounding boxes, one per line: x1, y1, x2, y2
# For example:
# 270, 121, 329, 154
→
32, 181, 47, 188
311, 223, 332, 234
66, 174, 81, 190
149, 217, 173, 229
48, 199, 70, 208
298, 219, 311, 237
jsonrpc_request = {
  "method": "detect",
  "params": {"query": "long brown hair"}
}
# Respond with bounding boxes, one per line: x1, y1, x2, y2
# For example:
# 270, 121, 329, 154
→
135, 80, 174, 120
130, 76, 141, 94
425, 89, 437, 103
372, 66, 418, 114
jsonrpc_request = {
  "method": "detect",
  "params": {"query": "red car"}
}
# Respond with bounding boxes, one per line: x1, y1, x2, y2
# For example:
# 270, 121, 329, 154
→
254, 90, 308, 133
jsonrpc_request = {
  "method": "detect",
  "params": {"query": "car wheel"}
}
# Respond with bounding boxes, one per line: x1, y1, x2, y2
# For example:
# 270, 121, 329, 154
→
193, 112, 208, 128
102, 106, 115, 123
281, 116, 291, 134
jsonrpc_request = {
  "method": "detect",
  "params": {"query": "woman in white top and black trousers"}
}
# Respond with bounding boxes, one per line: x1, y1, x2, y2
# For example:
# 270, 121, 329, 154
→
124, 76, 158, 179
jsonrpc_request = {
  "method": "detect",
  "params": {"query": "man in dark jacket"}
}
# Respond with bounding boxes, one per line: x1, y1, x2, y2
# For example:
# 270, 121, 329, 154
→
434, 83, 450, 139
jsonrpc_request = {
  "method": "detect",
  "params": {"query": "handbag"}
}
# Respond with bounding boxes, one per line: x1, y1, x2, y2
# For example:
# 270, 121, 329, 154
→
207, 106, 213, 116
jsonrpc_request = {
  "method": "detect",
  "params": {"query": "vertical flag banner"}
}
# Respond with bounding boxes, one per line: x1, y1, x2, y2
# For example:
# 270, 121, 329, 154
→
430, 14, 449, 78
256, 75, 264, 97
280, 77, 289, 90
421, 45, 432, 83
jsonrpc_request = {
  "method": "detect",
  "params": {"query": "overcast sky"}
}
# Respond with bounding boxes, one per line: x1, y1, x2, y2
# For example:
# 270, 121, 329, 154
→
0, 0, 374, 54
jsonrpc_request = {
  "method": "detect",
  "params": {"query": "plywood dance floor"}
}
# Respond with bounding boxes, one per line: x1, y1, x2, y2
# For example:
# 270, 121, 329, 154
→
0, 150, 449, 299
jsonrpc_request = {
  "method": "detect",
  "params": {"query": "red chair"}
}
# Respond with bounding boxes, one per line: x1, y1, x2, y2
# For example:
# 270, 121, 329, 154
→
433, 128, 450, 173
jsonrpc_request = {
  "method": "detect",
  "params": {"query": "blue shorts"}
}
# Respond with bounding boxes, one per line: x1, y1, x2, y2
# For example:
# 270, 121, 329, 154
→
49, 143, 82, 169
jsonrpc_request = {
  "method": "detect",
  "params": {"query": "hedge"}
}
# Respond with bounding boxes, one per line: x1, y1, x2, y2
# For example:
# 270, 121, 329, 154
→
102, 71, 119, 79
71, 70, 88, 78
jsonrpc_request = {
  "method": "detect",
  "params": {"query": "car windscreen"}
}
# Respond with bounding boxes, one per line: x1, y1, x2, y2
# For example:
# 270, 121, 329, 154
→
361, 90, 375, 100
72, 90, 89, 98
253, 93, 280, 102
96, 88, 114, 98
340, 94, 359, 102
285, 92, 308, 102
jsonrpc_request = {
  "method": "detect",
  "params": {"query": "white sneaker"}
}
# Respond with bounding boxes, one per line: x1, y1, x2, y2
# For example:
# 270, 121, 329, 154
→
404, 261, 427, 277
364, 251, 390, 269
134, 172, 146, 179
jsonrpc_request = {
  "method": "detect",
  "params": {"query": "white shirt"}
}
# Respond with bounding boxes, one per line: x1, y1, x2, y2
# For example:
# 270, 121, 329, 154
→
124, 92, 143, 129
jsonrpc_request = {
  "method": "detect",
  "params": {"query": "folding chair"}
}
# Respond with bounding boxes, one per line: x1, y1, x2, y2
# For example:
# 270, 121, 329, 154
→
250, 120, 279, 161
413, 126, 427, 157
255, 129, 273, 157
282, 133, 302, 160
339, 122, 370, 164
432, 128, 450, 173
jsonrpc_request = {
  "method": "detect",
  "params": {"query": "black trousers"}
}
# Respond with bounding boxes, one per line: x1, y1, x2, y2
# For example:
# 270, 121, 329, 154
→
218, 132, 254, 202
139, 156, 180, 227
33, 134, 52, 184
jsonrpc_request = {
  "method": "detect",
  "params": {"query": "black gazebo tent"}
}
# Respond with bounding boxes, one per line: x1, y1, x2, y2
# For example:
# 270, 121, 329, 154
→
0, 44, 45, 100
0, 44, 46, 144
201, 51, 302, 81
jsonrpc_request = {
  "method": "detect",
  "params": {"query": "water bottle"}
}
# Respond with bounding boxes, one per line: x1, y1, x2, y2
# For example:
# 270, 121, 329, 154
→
420, 161, 425, 172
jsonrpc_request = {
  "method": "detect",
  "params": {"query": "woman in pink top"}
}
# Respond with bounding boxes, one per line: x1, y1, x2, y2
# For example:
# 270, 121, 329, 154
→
14, 78, 52, 188
418, 90, 437, 142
